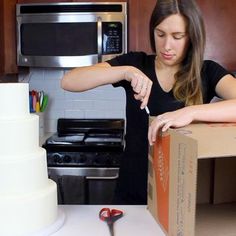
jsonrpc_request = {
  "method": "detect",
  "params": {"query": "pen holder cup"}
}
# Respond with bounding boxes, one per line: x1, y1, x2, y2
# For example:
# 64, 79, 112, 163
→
36, 112, 45, 137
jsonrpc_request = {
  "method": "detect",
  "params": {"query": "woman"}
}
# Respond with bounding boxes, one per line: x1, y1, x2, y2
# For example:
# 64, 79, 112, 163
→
61, 0, 236, 204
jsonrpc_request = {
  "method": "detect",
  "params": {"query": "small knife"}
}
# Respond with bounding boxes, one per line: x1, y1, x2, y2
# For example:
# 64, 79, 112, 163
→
145, 106, 150, 115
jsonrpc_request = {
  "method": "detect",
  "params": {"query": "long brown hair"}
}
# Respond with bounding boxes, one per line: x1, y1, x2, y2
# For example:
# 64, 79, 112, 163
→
150, 0, 205, 105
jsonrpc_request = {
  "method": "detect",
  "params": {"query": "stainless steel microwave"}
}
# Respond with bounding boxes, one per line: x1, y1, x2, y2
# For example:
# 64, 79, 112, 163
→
16, 2, 127, 68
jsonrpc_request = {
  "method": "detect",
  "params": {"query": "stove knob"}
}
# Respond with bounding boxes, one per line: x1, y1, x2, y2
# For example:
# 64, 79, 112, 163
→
94, 154, 101, 165
63, 155, 72, 163
79, 155, 86, 164
105, 158, 112, 165
53, 154, 62, 163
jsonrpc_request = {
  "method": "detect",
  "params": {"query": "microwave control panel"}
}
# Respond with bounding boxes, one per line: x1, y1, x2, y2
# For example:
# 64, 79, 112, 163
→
102, 22, 123, 54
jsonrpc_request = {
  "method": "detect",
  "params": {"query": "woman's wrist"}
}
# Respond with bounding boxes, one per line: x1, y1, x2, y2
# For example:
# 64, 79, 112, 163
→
123, 66, 135, 82
184, 105, 199, 122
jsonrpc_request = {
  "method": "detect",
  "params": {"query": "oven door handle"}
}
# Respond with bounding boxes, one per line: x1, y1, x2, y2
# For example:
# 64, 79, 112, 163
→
86, 174, 119, 180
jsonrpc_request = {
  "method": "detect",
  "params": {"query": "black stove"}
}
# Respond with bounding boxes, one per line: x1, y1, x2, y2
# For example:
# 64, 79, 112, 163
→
43, 118, 125, 167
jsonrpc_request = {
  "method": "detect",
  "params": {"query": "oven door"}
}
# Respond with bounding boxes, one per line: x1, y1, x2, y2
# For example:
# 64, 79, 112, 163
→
48, 167, 119, 204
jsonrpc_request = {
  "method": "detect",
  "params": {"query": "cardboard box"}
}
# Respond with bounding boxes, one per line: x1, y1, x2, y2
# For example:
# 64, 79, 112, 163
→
147, 122, 236, 236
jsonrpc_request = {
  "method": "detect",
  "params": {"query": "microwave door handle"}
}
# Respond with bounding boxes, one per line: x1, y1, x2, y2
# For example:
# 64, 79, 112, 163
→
97, 17, 102, 63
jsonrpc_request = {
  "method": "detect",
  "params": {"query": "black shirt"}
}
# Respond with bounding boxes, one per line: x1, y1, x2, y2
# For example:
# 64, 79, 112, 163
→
107, 51, 231, 204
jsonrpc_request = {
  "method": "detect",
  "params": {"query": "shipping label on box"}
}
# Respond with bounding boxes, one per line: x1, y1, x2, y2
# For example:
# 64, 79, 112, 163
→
147, 121, 236, 236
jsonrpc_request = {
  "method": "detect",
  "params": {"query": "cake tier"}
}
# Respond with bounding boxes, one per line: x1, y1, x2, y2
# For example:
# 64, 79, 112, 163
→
0, 180, 58, 236
0, 114, 39, 157
0, 83, 29, 118
0, 148, 49, 195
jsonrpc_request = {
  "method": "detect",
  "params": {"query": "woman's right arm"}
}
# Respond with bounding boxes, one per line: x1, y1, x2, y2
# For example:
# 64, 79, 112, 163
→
61, 62, 153, 109
61, 62, 127, 92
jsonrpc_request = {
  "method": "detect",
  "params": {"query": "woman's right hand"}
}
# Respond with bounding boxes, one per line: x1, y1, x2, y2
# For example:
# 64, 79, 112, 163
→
124, 66, 153, 109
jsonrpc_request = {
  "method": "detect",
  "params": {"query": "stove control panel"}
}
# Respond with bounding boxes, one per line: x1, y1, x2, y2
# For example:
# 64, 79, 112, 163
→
47, 152, 121, 167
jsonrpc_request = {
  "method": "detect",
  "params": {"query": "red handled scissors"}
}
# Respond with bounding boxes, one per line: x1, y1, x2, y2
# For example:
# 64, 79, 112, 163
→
99, 208, 124, 236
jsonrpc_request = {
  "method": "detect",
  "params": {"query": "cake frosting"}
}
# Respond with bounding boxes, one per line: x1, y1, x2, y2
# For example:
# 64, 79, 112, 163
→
0, 83, 58, 236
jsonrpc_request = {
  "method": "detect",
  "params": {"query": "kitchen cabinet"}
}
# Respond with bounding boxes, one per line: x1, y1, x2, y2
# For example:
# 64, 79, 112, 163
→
0, 0, 18, 76
196, 0, 236, 71
1, 0, 236, 77
128, 0, 236, 72
128, 0, 156, 53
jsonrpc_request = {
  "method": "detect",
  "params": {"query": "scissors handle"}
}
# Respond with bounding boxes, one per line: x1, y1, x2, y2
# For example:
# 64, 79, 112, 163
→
99, 208, 123, 222
99, 208, 123, 236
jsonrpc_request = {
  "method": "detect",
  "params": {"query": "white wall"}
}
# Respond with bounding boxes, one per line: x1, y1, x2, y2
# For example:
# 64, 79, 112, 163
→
19, 68, 126, 133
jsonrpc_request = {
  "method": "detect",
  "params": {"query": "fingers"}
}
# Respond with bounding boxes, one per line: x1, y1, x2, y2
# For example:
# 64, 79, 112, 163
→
139, 80, 152, 109
130, 72, 142, 91
131, 74, 152, 108
148, 116, 161, 146
148, 116, 172, 145
125, 68, 153, 107
131, 73, 150, 94
148, 108, 192, 145
141, 81, 152, 109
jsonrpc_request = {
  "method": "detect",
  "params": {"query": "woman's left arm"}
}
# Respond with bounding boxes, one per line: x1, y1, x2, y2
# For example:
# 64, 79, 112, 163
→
148, 74, 236, 145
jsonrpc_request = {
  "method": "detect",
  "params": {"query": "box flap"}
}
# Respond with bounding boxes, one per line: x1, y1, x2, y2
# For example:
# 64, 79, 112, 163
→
173, 123, 236, 159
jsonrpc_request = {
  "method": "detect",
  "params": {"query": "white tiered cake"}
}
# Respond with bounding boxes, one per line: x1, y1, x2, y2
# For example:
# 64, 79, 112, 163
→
0, 83, 60, 236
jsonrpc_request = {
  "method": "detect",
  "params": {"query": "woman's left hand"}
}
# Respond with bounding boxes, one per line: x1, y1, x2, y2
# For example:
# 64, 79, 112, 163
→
148, 107, 194, 145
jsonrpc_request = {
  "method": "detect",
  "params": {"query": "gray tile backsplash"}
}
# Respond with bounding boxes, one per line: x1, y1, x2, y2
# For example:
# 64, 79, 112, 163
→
19, 68, 126, 133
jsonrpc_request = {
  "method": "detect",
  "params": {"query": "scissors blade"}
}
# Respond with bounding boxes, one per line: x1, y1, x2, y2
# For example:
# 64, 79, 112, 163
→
108, 222, 114, 236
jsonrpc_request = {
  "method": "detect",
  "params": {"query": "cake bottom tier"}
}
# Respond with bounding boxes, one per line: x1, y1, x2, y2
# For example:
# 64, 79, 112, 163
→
0, 179, 58, 236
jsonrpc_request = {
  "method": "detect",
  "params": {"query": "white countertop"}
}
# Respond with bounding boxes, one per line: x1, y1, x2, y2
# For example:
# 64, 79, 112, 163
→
52, 205, 165, 236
